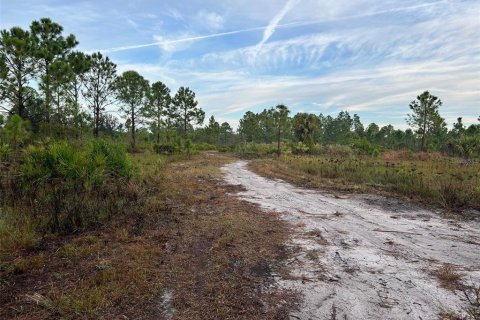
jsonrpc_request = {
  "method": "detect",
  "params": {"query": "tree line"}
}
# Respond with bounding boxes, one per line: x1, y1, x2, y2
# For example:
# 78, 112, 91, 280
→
238, 92, 480, 157
0, 18, 205, 150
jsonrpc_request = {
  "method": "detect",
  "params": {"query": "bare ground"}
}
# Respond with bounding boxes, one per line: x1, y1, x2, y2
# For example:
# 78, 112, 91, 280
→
222, 160, 480, 320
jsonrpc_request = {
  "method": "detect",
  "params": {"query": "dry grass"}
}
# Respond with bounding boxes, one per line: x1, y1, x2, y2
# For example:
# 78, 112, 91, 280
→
0, 152, 298, 319
305, 229, 330, 245
250, 154, 480, 212
431, 264, 464, 291
441, 283, 480, 319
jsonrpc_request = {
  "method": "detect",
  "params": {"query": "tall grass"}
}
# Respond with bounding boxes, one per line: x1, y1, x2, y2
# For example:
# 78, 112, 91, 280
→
275, 152, 480, 210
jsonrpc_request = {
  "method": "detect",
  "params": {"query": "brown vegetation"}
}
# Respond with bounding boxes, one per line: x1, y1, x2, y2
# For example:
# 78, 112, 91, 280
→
249, 152, 480, 213
0, 152, 298, 319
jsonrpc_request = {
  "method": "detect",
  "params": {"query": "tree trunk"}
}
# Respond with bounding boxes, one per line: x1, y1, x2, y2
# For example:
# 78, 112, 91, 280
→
277, 128, 281, 156
74, 82, 80, 138
184, 106, 187, 137
16, 63, 25, 119
131, 106, 136, 150
157, 113, 161, 144
421, 104, 427, 151
45, 62, 51, 123
94, 102, 99, 138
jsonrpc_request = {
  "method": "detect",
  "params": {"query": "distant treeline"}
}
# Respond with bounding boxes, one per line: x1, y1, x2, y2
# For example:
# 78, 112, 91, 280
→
236, 97, 480, 157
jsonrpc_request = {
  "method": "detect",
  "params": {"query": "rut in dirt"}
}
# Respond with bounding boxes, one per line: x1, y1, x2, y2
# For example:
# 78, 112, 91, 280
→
222, 160, 480, 320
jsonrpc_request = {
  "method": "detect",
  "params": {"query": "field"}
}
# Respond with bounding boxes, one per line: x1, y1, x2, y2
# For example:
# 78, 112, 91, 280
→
250, 151, 480, 213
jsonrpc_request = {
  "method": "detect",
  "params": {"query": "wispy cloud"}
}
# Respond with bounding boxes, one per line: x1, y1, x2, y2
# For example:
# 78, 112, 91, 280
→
255, 0, 301, 53
197, 10, 225, 31
93, 0, 452, 54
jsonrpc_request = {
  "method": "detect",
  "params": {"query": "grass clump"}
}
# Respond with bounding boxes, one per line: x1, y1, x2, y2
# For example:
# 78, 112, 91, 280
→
306, 250, 319, 261
0, 208, 40, 259
432, 264, 463, 291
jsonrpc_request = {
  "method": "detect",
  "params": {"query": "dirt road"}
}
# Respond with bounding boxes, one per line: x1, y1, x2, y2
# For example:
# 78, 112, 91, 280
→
222, 160, 480, 320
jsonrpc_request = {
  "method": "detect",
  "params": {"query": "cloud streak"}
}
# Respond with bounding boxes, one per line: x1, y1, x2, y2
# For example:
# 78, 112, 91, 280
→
93, 0, 450, 54
255, 0, 301, 53
95, 25, 267, 53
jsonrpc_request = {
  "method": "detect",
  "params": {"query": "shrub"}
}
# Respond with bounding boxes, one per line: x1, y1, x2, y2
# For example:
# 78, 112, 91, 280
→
3, 115, 31, 147
87, 139, 132, 179
351, 138, 379, 157
291, 142, 310, 154
0, 142, 11, 161
15, 140, 134, 233
153, 143, 175, 155
195, 142, 216, 151
448, 136, 480, 159
316, 144, 355, 158
184, 139, 195, 157
22, 142, 83, 185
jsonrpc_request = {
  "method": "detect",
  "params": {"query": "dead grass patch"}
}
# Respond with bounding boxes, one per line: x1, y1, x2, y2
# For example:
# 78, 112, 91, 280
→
431, 264, 464, 291
305, 229, 330, 245
249, 155, 480, 213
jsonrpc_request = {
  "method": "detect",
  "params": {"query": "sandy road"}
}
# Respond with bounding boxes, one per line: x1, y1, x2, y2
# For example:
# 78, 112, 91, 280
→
222, 160, 480, 320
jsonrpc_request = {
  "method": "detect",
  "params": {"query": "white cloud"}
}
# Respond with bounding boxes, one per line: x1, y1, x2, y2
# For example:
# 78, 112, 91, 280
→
197, 11, 225, 31
164, 7, 184, 21
152, 33, 196, 54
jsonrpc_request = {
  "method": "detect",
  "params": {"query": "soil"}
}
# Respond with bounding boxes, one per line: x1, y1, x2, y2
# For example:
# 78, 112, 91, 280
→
222, 160, 480, 320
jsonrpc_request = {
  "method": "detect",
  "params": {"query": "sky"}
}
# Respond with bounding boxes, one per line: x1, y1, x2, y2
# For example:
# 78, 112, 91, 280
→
1, 0, 479, 129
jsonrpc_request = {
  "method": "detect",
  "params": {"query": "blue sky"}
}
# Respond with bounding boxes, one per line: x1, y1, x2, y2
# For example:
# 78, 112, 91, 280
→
1, 0, 479, 129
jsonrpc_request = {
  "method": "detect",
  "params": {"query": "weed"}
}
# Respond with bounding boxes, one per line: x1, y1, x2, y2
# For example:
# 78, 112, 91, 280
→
0, 207, 39, 259
307, 250, 319, 261
305, 229, 330, 245
432, 264, 463, 291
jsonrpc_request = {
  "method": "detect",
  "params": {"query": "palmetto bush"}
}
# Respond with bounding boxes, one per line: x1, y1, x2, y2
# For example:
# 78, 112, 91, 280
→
2, 140, 135, 233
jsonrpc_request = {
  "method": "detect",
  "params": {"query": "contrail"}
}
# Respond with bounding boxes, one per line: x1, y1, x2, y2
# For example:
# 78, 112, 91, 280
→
256, 0, 301, 52
94, 0, 449, 54
97, 25, 269, 53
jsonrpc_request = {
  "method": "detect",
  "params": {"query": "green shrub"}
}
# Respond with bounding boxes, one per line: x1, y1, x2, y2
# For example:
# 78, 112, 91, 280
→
351, 138, 379, 157
14, 140, 134, 233
236, 143, 285, 157
290, 142, 309, 154
0, 142, 11, 161
3, 115, 31, 147
22, 142, 83, 185
153, 143, 175, 155
447, 136, 480, 159
195, 142, 216, 151
184, 139, 195, 157
87, 139, 132, 179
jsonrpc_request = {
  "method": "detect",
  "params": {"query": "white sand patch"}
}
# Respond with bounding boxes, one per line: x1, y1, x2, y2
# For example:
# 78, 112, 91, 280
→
222, 160, 480, 320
